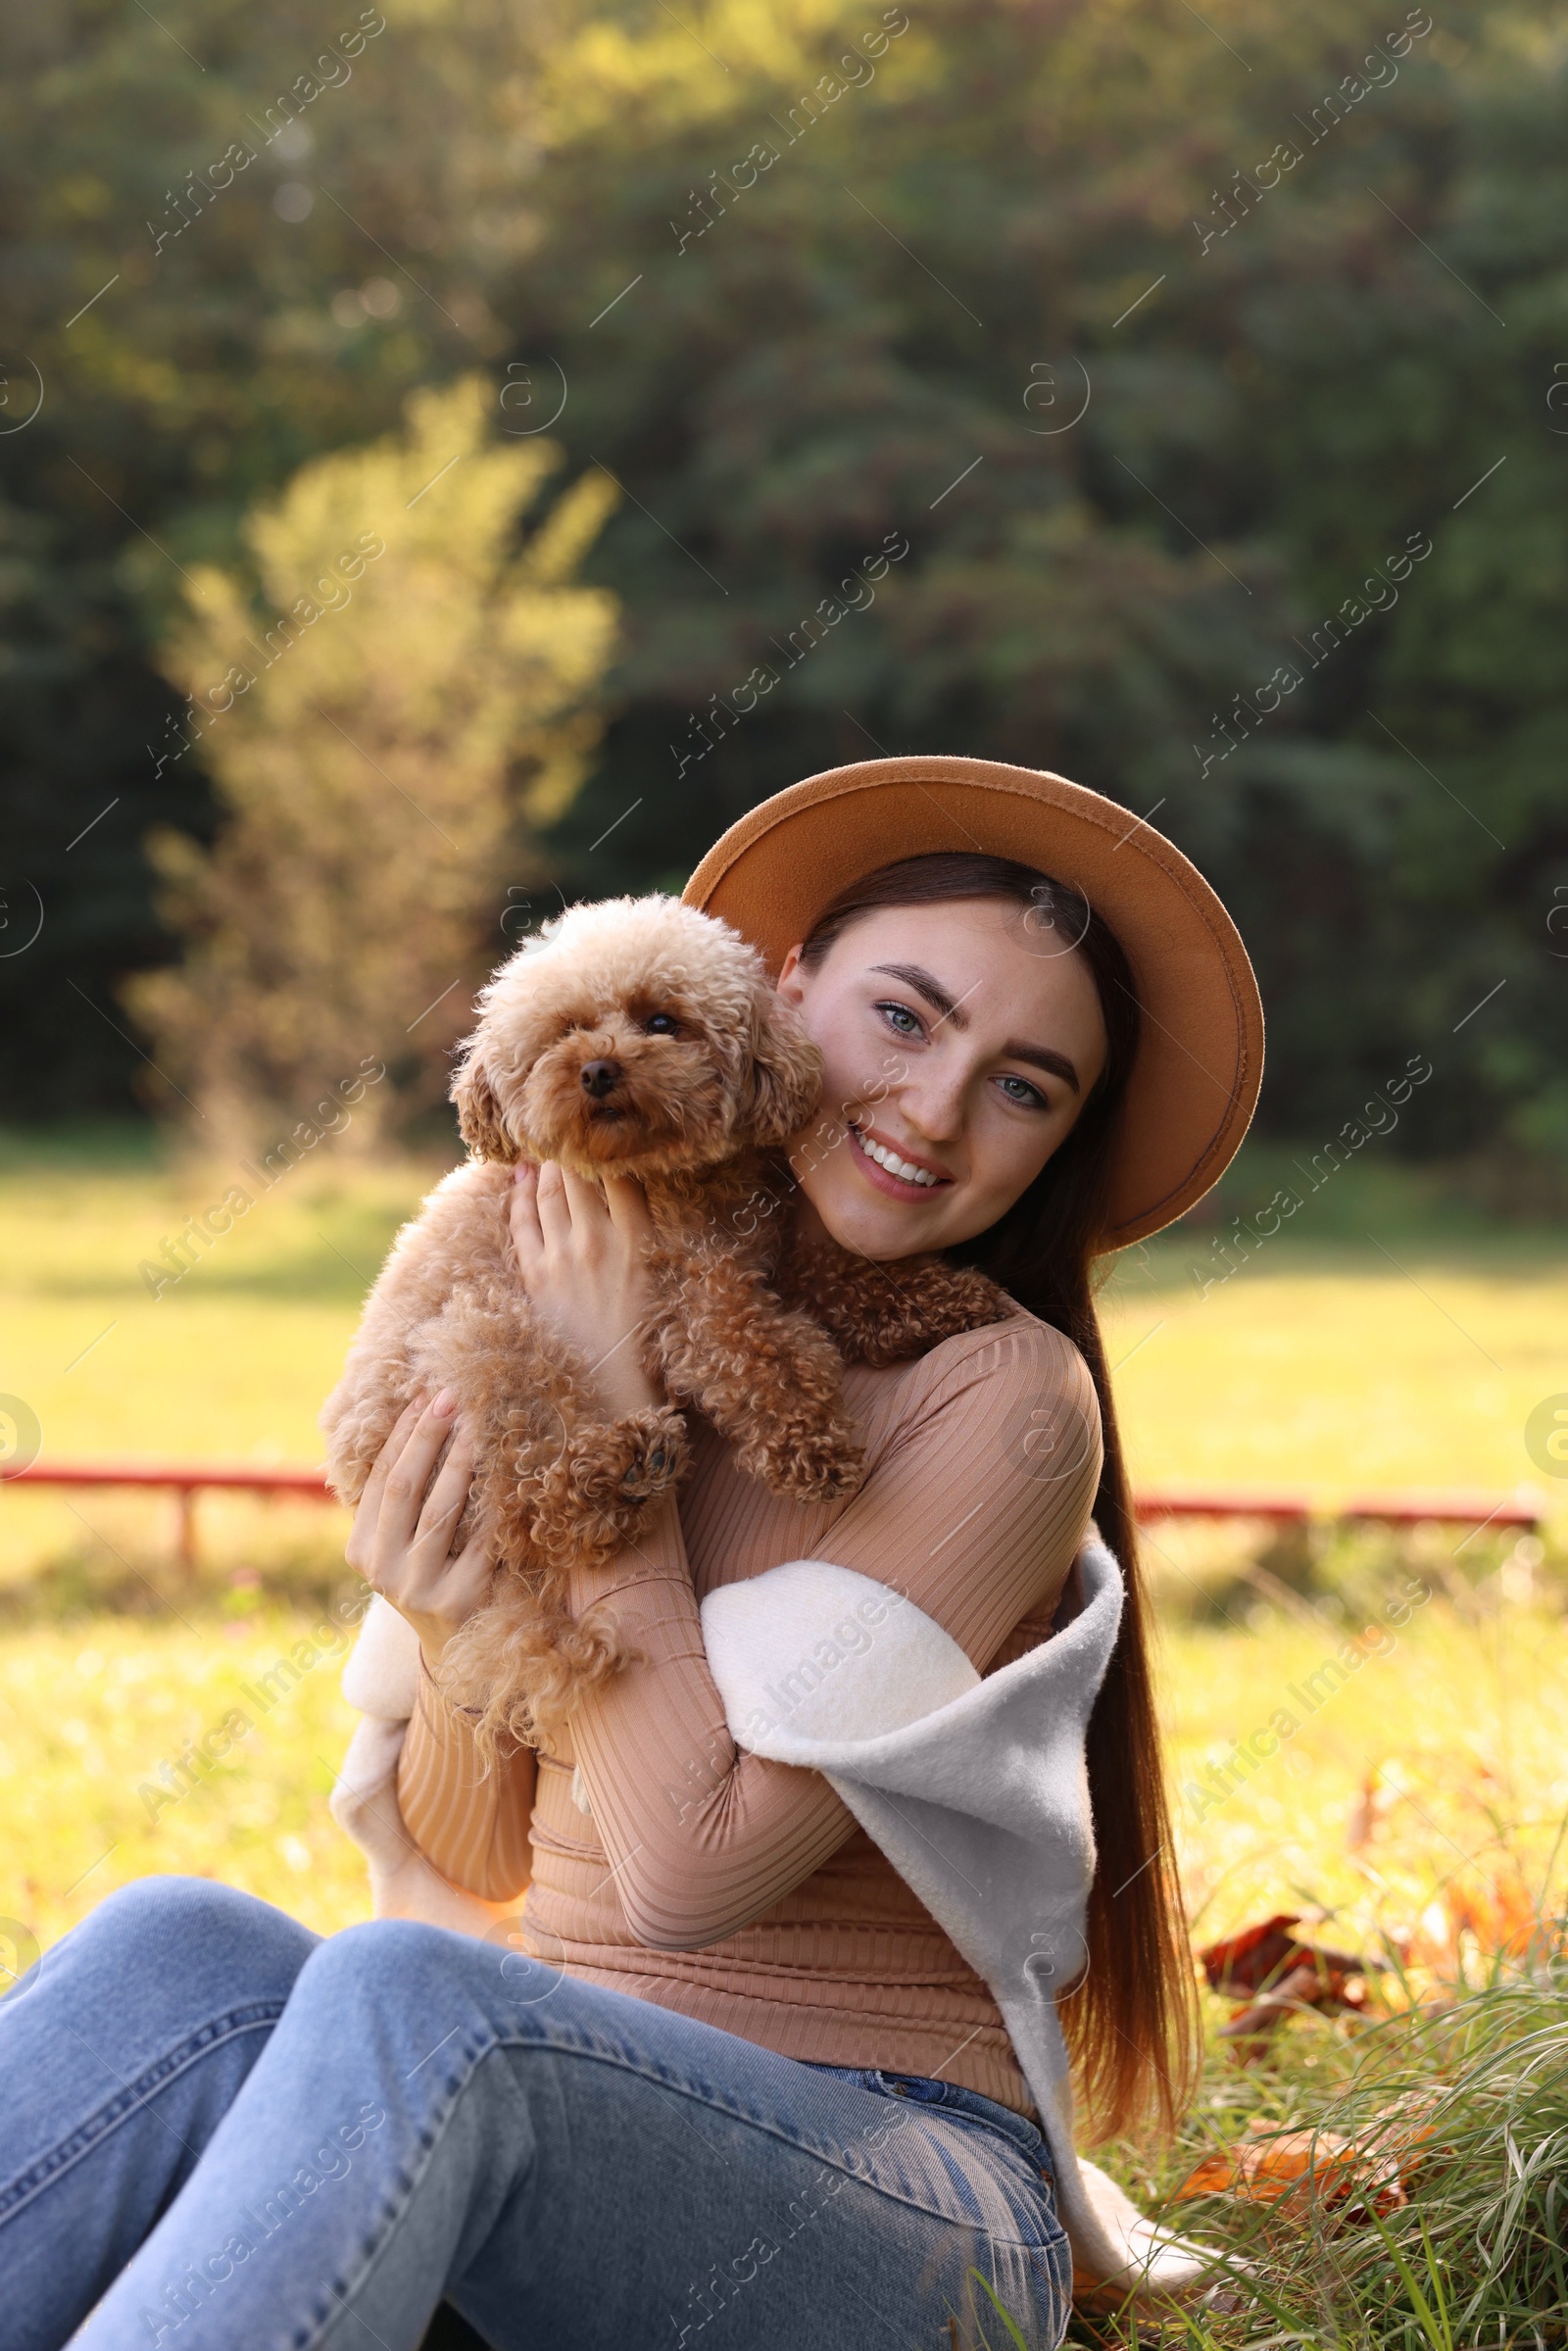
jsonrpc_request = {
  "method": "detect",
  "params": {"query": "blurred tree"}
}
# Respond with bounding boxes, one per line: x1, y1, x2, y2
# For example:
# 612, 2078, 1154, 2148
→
0, 0, 517, 1118
508, 0, 1568, 1169
122, 376, 616, 1145
2, 0, 1565, 1189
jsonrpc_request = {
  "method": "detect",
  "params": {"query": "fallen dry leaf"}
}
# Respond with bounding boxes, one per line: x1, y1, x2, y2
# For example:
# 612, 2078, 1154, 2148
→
1173, 2127, 1404, 2219
1198, 1915, 1370, 1997
1197, 1916, 1377, 2059
1197, 1913, 1305, 1995
1218, 1964, 1336, 2061
1417, 1871, 1549, 1967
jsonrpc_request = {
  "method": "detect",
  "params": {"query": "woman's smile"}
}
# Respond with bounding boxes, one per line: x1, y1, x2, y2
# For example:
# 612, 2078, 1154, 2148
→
775, 898, 1109, 1261
847, 1120, 953, 1195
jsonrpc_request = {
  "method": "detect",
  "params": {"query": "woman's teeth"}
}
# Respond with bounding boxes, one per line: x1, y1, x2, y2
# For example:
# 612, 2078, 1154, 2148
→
853, 1127, 939, 1187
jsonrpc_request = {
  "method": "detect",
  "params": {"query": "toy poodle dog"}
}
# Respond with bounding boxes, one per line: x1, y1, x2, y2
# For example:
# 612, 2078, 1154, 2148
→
321, 895, 1008, 1742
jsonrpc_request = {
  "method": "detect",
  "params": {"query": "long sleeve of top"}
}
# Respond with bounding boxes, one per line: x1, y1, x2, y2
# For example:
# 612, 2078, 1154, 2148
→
396, 1310, 1102, 2116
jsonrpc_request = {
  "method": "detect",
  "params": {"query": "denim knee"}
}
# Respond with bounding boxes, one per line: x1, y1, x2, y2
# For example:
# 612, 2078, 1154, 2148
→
294, 1916, 507, 1996
42, 1875, 319, 2002
289, 1916, 565, 2044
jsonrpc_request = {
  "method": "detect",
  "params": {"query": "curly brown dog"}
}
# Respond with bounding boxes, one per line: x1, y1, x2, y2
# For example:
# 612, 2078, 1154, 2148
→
321, 895, 1008, 1743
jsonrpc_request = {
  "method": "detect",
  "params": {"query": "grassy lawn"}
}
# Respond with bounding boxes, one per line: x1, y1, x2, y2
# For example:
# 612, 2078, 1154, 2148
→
1098, 1141, 1567, 1505
2, 1125, 1565, 2339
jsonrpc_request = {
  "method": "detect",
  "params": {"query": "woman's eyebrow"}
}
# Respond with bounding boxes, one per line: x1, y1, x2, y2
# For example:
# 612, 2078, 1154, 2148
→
1003, 1040, 1080, 1094
869, 962, 968, 1026
869, 964, 1080, 1093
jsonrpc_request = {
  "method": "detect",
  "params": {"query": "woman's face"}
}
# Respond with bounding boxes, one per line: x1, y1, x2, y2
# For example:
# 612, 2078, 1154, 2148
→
774, 897, 1109, 1261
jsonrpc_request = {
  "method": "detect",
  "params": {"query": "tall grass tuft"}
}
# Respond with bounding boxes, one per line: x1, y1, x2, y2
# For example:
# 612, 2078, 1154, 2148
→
1103, 1960, 1568, 2346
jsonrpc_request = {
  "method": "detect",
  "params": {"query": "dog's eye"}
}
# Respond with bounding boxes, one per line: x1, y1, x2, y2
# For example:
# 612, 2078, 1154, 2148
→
642, 1012, 680, 1037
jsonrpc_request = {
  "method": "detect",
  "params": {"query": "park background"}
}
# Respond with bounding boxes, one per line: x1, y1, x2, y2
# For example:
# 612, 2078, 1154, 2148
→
2, 0, 1566, 2337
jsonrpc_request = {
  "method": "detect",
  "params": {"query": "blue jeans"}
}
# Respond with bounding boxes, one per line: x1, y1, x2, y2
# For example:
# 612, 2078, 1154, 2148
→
0, 1877, 1070, 2350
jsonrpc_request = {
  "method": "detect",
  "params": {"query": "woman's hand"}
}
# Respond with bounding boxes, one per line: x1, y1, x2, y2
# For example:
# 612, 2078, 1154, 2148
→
345, 1394, 495, 1674
508, 1162, 663, 1420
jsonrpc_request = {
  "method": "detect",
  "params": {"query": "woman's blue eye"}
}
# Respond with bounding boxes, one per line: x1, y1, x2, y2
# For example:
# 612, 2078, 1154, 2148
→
998, 1073, 1047, 1108
876, 1002, 921, 1035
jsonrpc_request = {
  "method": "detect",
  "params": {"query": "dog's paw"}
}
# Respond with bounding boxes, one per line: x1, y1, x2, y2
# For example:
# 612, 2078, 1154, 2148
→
746, 1428, 867, 1504
526, 1405, 690, 1570
550, 1406, 688, 1509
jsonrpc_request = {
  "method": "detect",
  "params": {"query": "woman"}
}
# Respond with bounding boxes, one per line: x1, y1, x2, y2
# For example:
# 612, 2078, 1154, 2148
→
2, 757, 1262, 2351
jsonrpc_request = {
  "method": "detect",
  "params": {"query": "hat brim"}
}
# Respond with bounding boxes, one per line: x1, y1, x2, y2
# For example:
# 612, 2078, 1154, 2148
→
683, 756, 1263, 1248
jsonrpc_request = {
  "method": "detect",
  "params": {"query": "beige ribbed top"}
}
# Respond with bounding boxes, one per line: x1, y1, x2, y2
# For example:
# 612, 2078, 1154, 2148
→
397, 1309, 1102, 2117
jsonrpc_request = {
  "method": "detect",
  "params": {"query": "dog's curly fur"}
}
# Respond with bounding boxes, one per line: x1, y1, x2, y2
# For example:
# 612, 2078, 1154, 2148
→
321, 894, 1014, 1749
774, 1233, 1012, 1368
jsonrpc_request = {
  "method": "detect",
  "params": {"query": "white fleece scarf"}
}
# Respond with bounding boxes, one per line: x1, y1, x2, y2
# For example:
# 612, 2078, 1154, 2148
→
334, 1541, 1225, 2311
696, 1534, 1220, 2310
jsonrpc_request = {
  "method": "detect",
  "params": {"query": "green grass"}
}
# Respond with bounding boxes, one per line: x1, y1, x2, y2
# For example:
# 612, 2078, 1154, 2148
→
1102, 1967, 1568, 2348
0, 1600, 371, 1954
3, 1124, 1566, 2342
1098, 1141, 1568, 1511
1164, 1574, 1568, 1946
5, 1121, 1562, 1546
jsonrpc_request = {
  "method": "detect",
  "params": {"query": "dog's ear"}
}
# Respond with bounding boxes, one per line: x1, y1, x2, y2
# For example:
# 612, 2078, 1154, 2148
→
741, 998, 823, 1146
452, 1053, 518, 1163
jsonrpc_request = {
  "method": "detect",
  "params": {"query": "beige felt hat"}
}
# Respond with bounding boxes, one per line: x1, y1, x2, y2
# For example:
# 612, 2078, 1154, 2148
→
683, 755, 1264, 1247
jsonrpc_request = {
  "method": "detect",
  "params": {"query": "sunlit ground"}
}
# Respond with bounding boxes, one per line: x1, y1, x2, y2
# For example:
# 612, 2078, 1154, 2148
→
3, 1125, 1564, 1971
4, 1126, 1566, 2339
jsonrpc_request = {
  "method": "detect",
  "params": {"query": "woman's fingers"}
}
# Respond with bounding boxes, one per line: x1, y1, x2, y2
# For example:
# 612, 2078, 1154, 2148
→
439, 1525, 498, 1621
503, 1156, 661, 1416
361, 1395, 425, 1517
525, 1158, 640, 1251
534, 1158, 573, 1249
348, 1395, 426, 1572
559, 1164, 612, 1239
414, 1429, 475, 1559
510, 1163, 544, 1276
379, 1393, 458, 1552
601, 1171, 655, 1241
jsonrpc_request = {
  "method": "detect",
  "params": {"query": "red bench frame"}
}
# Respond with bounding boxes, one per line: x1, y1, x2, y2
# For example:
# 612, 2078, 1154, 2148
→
4, 1460, 1543, 1569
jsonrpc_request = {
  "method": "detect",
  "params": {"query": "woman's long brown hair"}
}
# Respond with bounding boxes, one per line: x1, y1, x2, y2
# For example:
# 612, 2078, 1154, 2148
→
800, 852, 1199, 2144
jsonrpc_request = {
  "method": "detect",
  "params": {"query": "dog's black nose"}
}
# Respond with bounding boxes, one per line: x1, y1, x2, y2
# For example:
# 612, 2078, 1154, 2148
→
580, 1058, 622, 1100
